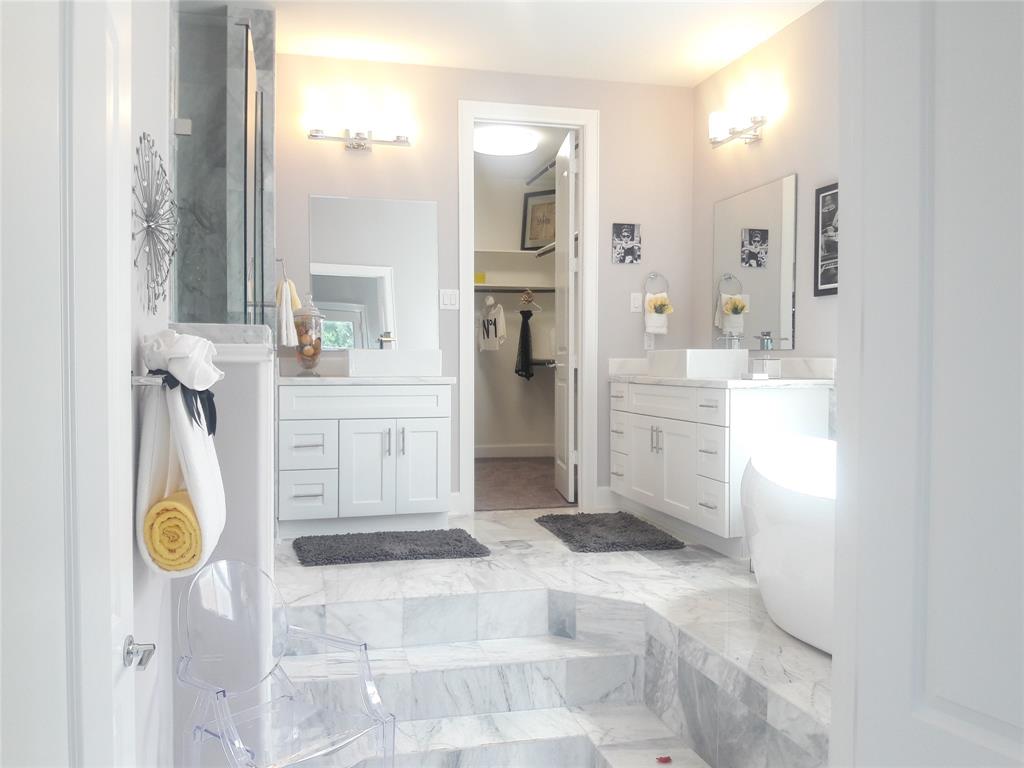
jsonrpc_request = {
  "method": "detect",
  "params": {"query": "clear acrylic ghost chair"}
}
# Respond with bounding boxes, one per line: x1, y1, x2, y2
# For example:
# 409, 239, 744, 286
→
177, 559, 395, 768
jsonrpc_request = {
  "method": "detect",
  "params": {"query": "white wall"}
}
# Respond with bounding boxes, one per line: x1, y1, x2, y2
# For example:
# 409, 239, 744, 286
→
277, 55, 694, 488
131, 2, 174, 766
690, 1, 838, 356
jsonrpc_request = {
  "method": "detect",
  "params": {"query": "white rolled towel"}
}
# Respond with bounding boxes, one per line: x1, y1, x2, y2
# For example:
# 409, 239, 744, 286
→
644, 292, 669, 335
136, 329, 226, 577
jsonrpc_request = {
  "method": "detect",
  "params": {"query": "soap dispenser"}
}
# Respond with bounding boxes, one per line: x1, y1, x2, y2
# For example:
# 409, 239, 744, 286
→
749, 331, 782, 378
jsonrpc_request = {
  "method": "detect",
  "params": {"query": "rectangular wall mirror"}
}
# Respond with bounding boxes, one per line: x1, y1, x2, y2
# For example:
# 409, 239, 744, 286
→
711, 174, 796, 350
308, 195, 439, 351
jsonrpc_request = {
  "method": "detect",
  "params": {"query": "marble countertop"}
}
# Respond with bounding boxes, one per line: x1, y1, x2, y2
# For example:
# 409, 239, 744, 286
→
278, 375, 456, 386
609, 374, 833, 389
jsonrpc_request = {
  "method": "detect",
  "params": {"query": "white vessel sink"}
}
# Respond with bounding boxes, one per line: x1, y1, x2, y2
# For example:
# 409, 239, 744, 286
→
337, 349, 442, 377
646, 348, 748, 380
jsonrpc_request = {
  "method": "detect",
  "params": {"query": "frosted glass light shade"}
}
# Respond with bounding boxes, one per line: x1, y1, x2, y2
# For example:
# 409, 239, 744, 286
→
474, 125, 540, 156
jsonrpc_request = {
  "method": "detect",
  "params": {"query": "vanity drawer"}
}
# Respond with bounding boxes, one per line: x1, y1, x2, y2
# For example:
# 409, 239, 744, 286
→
692, 476, 730, 538
695, 388, 729, 427
696, 424, 729, 482
627, 384, 697, 422
610, 382, 628, 411
610, 451, 628, 494
610, 410, 629, 453
278, 469, 339, 521
280, 385, 451, 420
279, 420, 338, 470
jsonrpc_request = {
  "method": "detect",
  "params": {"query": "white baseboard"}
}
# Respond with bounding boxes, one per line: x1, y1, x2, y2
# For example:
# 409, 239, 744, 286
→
475, 443, 554, 459
279, 511, 449, 538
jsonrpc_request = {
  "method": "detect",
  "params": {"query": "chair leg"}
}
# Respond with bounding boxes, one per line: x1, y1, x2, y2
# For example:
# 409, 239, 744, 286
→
381, 715, 396, 768
185, 725, 204, 768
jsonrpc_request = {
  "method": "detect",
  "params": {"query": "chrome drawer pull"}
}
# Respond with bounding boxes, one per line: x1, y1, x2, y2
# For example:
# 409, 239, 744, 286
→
698, 403, 717, 409
698, 501, 718, 510
611, 429, 624, 435
698, 448, 718, 455
611, 471, 624, 477
292, 492, 324, 500
610, 394, 625, 399
292, 442, 325, 449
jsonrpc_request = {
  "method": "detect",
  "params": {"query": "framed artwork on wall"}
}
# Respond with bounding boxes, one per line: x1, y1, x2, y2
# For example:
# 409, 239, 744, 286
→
611, 223, 642, 263
521, 190, 556, 250
813, 182, 839, 296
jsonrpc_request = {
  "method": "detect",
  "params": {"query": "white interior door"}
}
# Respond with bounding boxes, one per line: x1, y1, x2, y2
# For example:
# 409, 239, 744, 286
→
339, 419, 397, 517
834, 2, 1023, 765
553, 131, 577, 502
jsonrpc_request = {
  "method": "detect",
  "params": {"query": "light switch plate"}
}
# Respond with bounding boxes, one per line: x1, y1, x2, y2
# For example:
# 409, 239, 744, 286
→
630, 292, 643, 312
439, 289, 460, 310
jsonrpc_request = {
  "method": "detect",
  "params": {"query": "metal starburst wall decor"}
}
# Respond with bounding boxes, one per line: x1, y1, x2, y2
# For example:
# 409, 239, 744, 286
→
132, 132, 177, 315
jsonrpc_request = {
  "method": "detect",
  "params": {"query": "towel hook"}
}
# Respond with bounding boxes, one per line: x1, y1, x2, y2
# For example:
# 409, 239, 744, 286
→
642, 271, 669, 296
717, 272, 743, 295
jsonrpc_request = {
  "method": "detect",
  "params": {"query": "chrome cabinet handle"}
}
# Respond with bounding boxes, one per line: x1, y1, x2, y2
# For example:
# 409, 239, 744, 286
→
292, 492, 324, 499
610, 394, 625, 399
657, 428, 663, 453
698, 403, 718, 409
400, 427, 406, 455
292, 441, 324, 449
698, 501, 718, 510
698, 448, 718, 455
386, 427, 392, 456
611, 470, 624, 477
650, 425, 655, 452
611, 429, 624, 435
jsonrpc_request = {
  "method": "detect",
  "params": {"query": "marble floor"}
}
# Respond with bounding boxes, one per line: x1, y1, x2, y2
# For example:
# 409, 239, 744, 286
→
276, 508, 832, 767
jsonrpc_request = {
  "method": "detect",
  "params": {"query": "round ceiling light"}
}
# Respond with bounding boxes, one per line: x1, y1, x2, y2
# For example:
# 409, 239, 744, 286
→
473, 125, 540, 156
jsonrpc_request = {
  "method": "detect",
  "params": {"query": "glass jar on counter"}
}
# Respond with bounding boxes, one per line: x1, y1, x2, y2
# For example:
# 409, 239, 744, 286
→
293, 296, 323, 372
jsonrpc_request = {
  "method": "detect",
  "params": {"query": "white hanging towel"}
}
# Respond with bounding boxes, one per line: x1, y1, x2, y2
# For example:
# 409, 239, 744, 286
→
276, 276, 301, 347
477, 300, 506, 351
644, 292, 669, 335
136, 329, 226, 577
714, 293, 750, 332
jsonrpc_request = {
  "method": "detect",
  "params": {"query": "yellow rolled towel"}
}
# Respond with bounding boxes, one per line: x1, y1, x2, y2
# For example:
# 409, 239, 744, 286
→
143, 490, 202, 572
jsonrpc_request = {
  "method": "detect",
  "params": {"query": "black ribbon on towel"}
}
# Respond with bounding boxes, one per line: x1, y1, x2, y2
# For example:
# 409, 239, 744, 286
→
148, 369, 218, 437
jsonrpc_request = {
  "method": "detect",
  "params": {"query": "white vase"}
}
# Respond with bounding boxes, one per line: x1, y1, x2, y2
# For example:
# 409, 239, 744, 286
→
645, 312, 668, 335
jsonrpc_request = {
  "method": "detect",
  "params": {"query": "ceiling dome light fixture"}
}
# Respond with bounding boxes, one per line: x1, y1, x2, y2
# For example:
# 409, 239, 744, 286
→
474, 125, 540, 156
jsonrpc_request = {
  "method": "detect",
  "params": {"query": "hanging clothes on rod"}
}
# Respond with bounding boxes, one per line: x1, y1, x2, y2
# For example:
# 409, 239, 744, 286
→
477, 295, 506, 351
514, 309, 535, 380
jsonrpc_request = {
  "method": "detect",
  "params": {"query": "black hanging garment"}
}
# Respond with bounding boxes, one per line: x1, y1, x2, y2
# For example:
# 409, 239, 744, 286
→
514, 310, 534, 380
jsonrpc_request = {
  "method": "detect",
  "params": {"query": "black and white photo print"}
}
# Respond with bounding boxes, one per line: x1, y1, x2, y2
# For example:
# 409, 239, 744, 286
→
814, 183, 839, 295
740, 228, 769, 268
611, 223, 642, 263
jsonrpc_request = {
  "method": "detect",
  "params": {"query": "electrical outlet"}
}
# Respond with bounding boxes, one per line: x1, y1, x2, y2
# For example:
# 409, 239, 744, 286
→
439, 289, 460, 310
630, 293, 643, 313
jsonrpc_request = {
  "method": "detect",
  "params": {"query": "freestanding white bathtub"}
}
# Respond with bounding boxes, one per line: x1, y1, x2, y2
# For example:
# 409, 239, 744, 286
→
741, 434, 836, 654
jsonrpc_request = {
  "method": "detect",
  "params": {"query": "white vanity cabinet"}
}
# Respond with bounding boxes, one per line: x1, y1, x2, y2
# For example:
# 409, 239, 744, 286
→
610, 378, 830, 540
277, 381, 453, 534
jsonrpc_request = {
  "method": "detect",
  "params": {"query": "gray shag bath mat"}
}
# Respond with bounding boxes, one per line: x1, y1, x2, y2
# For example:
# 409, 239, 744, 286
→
535, 511, 685, 553
292, 528, 490, 566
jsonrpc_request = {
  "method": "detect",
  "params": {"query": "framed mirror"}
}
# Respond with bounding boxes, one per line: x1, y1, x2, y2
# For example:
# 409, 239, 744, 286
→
310, 263, 395, 350
711, 174, 796, 350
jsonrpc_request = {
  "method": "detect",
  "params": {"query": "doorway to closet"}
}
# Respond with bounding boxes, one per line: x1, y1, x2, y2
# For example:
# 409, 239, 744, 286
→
472, 123, 578, 512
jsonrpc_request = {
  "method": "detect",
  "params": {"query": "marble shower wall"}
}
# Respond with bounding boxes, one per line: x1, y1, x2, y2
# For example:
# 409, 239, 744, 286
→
173, 6, 275, 326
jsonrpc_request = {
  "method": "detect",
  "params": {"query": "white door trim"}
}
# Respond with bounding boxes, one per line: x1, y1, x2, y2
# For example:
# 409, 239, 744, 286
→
457, 101, 600, 516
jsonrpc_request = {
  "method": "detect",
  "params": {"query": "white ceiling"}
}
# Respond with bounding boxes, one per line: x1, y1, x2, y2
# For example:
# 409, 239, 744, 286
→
274, 1, 820, 88
474, 125, 570, 187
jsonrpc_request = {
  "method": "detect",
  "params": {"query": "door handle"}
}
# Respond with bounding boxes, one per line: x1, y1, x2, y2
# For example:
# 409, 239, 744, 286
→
123, 635, 156, 670
400, 427, 406, 455
386, 427, 392, 456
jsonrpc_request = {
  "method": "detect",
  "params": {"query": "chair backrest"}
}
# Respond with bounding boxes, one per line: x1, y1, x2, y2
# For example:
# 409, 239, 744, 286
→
179, 559, 289, 694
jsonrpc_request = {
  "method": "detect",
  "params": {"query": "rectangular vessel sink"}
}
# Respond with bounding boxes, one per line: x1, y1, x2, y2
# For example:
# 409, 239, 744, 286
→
337, 349, 442, 377
646, 348, 748, 380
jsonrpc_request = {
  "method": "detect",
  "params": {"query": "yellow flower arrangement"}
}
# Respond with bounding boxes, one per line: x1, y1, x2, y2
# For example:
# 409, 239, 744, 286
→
723, 296, 748, 315
646, 293, 674, 315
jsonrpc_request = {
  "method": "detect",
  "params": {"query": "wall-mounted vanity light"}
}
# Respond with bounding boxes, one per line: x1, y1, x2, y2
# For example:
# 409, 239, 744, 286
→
307, 128, 410, 152
708, 112, 767, 148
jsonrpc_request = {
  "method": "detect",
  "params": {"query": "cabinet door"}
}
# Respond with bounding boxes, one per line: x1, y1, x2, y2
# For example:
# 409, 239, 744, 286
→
626, 413, 661, 506
338, 419, 396, 517
657, 416, 697, 522
395, 418, 450, 515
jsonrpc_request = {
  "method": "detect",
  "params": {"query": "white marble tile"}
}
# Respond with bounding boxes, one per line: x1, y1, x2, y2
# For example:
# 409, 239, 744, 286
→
477, 589, 548, 640
575, 595, 647, 653
409, 660, 568, 718
549, 589, 577, 638
596, 737, 709, 768
325, 599, 403, 650
403, 594, 478, 646
566, 654, 642, 706
571, 703, 679, 747
276, 566, 327, 606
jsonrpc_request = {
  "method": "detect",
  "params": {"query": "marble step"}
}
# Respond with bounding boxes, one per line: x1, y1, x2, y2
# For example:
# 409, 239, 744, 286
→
283, 635, 643, 721
341, 704, 708, 768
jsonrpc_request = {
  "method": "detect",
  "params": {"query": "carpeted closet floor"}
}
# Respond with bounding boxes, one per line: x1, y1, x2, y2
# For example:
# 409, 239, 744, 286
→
474, 457, 576, 511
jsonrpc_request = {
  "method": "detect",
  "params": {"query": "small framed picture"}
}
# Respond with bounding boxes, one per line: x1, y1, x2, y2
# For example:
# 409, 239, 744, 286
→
740, 228, 769, 268
521, 190, 556, 251
611, 223, 642, 263
814, 183, 839, 296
